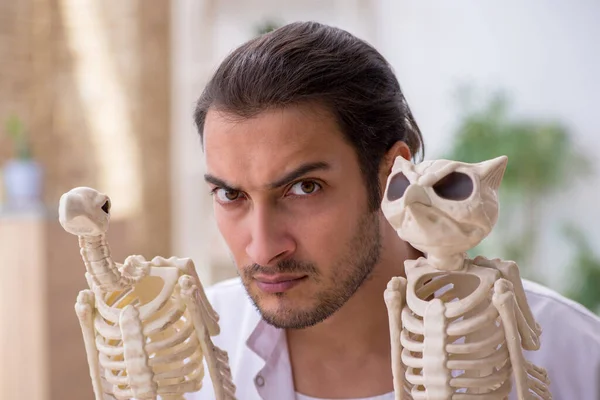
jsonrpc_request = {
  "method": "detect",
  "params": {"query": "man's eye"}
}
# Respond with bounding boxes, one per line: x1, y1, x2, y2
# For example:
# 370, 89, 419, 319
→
288, 181, 321, 196
214, 188, 242, 203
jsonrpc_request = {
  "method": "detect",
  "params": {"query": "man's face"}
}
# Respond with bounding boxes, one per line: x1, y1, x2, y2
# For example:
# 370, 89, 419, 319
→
203, 104, 382, 329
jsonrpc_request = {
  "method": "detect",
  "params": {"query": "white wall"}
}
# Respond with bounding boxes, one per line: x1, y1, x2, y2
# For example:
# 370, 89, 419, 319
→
212, 0, 377, 62
376, 0, 600, 287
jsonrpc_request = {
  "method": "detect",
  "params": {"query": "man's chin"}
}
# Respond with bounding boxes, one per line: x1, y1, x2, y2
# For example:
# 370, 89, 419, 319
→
251, 298, 327, 329
259, 309, 327, 330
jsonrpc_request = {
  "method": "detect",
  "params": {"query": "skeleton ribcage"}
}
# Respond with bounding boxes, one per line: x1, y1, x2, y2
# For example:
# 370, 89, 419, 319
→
92, 268, 204, 399
402, 262, 513, 399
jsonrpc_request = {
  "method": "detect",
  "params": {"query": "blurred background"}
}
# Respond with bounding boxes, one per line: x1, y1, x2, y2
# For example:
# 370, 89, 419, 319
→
0, 0, 598, 399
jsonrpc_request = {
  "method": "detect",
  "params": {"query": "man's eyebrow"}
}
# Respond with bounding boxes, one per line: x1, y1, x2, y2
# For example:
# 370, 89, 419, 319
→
268, 162, 330, 189
204, 174, 239, 191
203, 161, 331, 192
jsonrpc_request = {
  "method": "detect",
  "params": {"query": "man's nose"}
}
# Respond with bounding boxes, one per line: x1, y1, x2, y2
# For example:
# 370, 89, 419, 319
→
245, 208, 295, 266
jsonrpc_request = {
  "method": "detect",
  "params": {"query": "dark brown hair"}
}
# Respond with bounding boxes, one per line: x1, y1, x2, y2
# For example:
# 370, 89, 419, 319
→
194, 21, 424, 210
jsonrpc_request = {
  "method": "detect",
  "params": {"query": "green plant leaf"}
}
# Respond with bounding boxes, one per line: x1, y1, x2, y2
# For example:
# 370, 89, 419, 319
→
254, 20, 282, 36
5, 115, 24, 140
4, 114, 31, 159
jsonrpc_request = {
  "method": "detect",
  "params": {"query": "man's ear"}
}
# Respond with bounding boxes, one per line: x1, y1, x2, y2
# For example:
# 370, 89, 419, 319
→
379, 141, 412, 196
382, 141, 411, 174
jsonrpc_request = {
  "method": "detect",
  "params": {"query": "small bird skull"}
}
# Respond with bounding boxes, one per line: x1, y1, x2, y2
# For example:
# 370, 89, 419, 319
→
59, 187, 112, 236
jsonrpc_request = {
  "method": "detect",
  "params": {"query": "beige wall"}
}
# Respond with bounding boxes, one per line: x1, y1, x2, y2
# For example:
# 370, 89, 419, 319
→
0, 2, 172, 399
0, 0, 172, 259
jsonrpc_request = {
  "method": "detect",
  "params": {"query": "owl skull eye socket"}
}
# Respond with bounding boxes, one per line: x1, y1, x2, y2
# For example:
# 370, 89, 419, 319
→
387, 172, 411, 201
433, 172, 473, 201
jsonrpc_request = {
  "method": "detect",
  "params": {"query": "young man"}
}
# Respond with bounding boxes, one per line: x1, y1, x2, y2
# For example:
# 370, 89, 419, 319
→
188, 22, 600, 400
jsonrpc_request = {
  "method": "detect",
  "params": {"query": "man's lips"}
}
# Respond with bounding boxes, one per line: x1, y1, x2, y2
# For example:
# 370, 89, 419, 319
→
254, 274, 306, 283
254, 274, 308, 293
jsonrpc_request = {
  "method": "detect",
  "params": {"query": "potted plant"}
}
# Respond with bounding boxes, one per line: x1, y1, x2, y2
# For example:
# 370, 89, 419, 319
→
2, 115, 43, 211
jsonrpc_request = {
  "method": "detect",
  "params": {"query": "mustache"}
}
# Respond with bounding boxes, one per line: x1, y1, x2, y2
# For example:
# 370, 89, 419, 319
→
244, 259, 319, 277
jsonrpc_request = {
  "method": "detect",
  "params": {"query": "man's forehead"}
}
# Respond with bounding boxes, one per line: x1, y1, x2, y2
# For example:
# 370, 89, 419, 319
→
204, 106, 336, 147
201, 102, 368, 195
203, 106, 349, 178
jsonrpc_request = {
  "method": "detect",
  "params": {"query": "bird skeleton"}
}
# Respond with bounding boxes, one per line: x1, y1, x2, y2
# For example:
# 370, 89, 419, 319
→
381, 155, 551, 400
59, 187, 236, 400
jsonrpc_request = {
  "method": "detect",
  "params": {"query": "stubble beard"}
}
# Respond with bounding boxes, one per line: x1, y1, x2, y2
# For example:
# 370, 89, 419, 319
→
241, 210, 382, 329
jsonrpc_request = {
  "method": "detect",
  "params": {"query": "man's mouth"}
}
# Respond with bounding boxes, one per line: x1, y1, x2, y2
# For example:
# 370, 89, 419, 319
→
253, 274, 308, 294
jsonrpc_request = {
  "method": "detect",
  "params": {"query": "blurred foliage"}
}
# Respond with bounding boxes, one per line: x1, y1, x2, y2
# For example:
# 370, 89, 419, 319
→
5, 114, 31, 160
254, 19, 283, 36
561, 223, 600, 314
448, 88, 592, 199
445, 87, 596, 299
